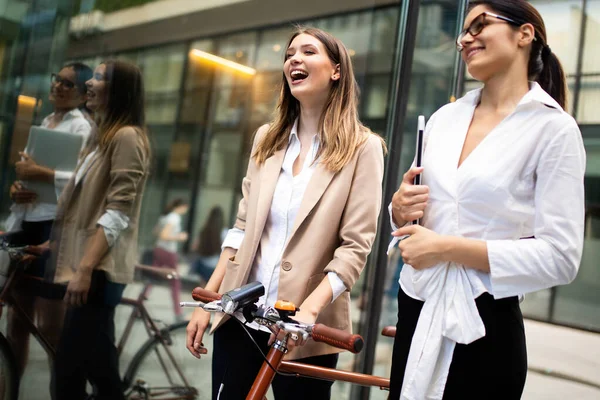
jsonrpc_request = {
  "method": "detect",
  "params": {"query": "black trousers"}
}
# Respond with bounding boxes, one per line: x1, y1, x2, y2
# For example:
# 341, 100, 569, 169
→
51, 272, 125, 400
389, 288, 527, 400
212, 319, 339, 400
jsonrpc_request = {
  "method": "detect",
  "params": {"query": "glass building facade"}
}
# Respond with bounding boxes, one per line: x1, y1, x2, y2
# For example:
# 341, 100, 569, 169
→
0, 0, 598, 399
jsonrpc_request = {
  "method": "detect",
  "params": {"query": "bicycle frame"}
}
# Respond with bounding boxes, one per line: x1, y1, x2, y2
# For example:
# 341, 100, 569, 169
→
117, 281, 193, 391
246, 335, 390, 400
0, 269, 59, 359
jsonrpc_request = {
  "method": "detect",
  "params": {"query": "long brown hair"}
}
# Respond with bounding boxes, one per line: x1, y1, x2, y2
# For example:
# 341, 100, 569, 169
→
253, 27, 385, 172
92, 59, 150, 155
197, 206, 225, 256
468, 0, 567, 109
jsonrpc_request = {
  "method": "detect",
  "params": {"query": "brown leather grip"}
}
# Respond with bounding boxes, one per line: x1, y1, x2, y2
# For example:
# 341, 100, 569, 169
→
381, 326, 396, 338
311, 324, 364, 354
192, 287, 222, 303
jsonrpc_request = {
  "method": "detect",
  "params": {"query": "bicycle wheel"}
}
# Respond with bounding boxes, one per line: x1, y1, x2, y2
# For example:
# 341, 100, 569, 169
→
0, 333, 19, 400
123, 321, 212, 400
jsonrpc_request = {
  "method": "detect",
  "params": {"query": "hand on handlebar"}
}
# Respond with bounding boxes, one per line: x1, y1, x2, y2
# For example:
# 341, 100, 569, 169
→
268, 308, 316, 349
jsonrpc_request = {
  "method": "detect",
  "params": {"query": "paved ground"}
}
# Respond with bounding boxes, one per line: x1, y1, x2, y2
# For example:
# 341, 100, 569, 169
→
2, 278, 599, 399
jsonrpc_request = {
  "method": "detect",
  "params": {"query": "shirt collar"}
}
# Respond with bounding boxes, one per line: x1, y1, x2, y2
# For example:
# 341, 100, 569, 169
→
289, 117, 320, 144
47, 107, 85, 121
459, 81, 563, 112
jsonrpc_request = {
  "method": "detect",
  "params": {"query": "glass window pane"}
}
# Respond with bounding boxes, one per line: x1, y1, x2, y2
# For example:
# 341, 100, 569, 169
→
582, 0, 600, 73
577, 76, 600, 123
532, 0, 584, 75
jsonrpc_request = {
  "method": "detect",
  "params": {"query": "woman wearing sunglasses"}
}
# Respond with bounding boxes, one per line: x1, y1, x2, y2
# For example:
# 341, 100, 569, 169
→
388, 1, 585, 399
5, 62, 93, 384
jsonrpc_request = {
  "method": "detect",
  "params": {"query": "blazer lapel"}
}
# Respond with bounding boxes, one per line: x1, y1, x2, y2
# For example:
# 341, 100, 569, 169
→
288, 163, 335, 241
252, 149, 286, 251
74, 151, 100, 189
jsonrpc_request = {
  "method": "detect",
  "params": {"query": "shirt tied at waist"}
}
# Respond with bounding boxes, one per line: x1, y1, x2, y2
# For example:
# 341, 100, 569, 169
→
400, 262, 486, 400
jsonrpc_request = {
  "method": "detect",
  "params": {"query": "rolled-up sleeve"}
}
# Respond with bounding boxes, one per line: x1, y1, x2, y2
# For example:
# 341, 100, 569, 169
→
488, 122, 586, 299
98, 210, 130, 247
323, 135, 385, 289
106, 128, 148, 216
221, 227, 245, 250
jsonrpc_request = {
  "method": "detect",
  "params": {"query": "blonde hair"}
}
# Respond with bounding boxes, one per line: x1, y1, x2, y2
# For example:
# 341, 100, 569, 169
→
253, 27, 385, 172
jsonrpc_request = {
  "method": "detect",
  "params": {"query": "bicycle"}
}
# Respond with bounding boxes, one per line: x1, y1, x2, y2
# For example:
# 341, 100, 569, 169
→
181, 282, 391, 400
0, 232, 205, 400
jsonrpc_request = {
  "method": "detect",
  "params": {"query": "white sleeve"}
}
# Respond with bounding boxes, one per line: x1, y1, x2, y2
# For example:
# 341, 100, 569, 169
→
327, 272, 348, 302
98, 209, 131, 247
221, 227, 245, 250
387, 202, 408, 255
488, 122, 586, 299
54, 170, 73, 198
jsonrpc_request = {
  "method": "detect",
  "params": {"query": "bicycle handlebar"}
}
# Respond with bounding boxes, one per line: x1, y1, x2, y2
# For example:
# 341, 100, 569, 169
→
191, 287, 222, 303
311, 324, 364, 354
183, 285, 364, 354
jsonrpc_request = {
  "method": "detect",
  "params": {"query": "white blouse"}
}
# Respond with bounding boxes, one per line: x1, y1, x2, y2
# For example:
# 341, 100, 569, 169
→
222, 120, 347, 314
389, 83, 586, 400
20, 108, 91, 222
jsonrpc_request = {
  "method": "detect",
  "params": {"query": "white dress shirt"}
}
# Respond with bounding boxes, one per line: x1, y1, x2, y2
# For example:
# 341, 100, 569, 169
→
20, 108, 92, 222
388, 83, 586, 400
222, 120, 347, 317
76, 148, 130, 247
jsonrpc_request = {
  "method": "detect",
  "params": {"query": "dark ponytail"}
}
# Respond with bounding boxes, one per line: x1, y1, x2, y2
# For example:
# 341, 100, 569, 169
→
469, 0, 568, 109
534, 48, 567, 109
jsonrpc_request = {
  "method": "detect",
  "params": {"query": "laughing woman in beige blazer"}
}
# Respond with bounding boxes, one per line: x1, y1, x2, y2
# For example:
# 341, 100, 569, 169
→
47, 60, 150, 400
186, 27, 385, 400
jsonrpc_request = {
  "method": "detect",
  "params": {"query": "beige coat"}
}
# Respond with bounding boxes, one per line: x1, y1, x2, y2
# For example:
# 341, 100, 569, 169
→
213, 127, 385, 360
47, 127, 149, 284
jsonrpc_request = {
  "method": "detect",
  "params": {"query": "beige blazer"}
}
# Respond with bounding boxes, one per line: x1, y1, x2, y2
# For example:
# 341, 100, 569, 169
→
47, 127, 149, 285
213, 126, 385, 360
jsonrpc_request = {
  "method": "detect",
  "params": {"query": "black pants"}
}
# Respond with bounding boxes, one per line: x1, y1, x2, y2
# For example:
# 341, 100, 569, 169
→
389, 288, 527, 400
212, 319, 339, 400
51, 271, 125, 400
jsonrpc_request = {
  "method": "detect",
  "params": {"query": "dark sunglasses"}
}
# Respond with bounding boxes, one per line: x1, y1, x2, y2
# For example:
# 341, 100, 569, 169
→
456, 12, 521, 52
50, 73, 77, 90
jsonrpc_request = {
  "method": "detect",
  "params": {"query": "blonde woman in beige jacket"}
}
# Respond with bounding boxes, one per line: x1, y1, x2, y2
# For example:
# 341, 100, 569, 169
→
186, 27, 385, 400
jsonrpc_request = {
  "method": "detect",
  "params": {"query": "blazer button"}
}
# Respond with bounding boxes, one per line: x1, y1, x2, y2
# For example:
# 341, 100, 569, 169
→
281, 261, 292, 271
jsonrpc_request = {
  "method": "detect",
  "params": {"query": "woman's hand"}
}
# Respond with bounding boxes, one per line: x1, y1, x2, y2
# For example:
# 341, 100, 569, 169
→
391, 167, 429, 226
10, 182, 37, 204
15, 153, 54, 183
15, 152, 40, 180
64, 267, 93, 307
186, 308, 210, 359
178, 232, 189, 242
268, 308, 317, 350
393, 225, 448, 270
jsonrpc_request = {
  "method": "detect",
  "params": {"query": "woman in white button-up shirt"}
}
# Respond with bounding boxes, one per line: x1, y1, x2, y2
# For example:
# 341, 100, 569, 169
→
186, 28, 385, 399
5, 62, 93, 384
388, 1, 586, 400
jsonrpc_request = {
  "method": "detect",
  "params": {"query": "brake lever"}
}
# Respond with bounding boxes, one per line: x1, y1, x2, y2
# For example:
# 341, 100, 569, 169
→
277, 321, 310, 341
179, 300, 223, 313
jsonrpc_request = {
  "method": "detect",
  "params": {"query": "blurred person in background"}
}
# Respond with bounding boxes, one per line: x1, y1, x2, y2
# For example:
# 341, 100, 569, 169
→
186, 27, 385, 399
153, 198, 189, 322
189, 206, 227, 284
387, 1, 585, 399
47, 59, 150, 400
4, 62, 93, 382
